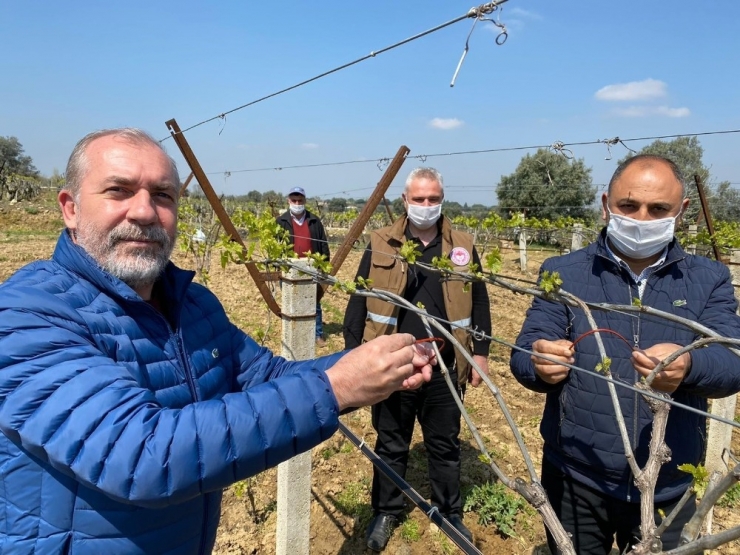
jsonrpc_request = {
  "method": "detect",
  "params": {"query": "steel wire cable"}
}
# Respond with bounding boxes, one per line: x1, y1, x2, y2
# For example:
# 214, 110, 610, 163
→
161, 1, 509, 142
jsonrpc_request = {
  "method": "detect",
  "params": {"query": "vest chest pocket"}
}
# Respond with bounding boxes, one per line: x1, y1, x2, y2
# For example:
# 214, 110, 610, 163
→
369, 258, 403, 292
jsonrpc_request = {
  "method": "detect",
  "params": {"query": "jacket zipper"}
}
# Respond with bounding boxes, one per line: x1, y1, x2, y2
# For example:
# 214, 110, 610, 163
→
557, 388, 568, 446
626, 266, 658, 502
174, 331, 198, 402
597, 247, 685, 502
139, 300, 199, 402
173, 326, 209, 553
626, 278, 639, 502
145, 302, 207, 549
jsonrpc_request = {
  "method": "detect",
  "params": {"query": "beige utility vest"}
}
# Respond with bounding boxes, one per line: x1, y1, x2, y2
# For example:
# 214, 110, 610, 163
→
362, 216, 475, 385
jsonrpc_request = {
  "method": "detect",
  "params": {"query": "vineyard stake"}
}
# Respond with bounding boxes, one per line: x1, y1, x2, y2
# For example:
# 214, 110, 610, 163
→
694, 174, 723, 262
321, 145, 410, 296
382, 195, 395, 225
178, 172, 195, 198
165, 118, 282, 316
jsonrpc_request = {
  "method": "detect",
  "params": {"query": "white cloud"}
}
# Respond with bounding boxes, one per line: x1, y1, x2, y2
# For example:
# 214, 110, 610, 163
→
595, 78, 667, 102
613, 105, 691, 118
429, 117, 464, 130
300, 142, 319, 149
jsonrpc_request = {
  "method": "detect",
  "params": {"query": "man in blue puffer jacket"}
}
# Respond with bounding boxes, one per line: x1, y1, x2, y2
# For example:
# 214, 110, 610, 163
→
0, 128, 436, 555
511, 154, 740, 554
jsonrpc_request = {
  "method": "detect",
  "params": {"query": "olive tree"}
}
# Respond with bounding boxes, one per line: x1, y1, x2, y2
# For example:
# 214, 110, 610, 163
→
496, 148, 595, 220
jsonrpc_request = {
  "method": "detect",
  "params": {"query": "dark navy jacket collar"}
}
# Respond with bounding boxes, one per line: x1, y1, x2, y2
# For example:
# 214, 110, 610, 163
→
594, 228, 686, 272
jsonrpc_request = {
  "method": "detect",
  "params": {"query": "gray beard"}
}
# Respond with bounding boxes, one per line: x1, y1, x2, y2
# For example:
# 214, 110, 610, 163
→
75, 219, 174, 293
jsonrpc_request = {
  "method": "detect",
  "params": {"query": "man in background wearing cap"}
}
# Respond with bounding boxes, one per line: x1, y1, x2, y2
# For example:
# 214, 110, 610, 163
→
276, 187, 331, 345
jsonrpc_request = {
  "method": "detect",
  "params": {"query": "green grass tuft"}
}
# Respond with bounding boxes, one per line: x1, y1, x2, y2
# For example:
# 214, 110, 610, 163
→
399, 519, 421, 542
463, 481, 526, 538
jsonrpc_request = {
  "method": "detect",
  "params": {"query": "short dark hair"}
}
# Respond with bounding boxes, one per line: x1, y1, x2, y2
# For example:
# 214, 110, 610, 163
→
608, 154, 686, 198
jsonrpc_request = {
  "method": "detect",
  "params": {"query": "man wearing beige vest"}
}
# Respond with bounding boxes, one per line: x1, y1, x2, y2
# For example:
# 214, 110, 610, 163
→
343, 167, 491, 551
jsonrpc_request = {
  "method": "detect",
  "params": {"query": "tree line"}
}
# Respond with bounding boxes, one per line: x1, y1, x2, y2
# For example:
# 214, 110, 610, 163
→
210, 137, 740, 225
4, 134, 740, 224
497, 136, 740, 223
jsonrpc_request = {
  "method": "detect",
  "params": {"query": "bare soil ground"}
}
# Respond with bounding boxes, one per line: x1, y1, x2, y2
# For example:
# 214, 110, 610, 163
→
0, 195, 738, 555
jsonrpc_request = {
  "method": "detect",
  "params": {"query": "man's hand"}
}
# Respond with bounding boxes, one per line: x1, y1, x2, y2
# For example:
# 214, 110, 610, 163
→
469, 354, 489, 388
531, 339, 574, 384
327, 334, 435, 411
632, 343, 691, 393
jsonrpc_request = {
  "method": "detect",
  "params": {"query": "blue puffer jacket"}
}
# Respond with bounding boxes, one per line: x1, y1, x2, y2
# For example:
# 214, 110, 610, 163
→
511, 231, 740, 503
0, 231, 343, 554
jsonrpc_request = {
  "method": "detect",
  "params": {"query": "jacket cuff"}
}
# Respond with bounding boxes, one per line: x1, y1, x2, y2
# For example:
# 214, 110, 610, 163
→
472, 344, 490, 357
681, 347, 706, 389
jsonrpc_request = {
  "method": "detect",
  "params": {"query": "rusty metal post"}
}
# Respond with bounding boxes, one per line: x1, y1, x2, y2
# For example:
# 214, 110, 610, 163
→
382, 196, 395, 225
324, 145, 409, 287
179, 172, 195, 198
165, 118, 282, 316
694, 174, 722, 262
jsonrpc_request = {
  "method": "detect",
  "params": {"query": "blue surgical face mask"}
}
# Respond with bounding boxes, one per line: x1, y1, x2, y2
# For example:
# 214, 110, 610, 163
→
606, 208, 679, 259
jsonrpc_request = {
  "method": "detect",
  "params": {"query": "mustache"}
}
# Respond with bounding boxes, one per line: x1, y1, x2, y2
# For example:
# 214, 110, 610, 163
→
108, 225, 170, 246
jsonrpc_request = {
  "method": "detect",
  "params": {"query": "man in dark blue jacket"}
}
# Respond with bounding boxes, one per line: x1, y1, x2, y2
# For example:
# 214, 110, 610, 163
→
0, 128, 435, 555
511, 155, 740, 554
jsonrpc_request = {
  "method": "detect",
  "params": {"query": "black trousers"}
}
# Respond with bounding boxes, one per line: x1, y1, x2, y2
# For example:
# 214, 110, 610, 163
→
371, 366, 462, 517
541, 457, 697, 555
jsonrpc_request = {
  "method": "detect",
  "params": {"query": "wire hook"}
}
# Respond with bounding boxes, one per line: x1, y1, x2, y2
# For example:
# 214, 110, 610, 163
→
600, 137, 637, 160
451, 6, 507, 87
550, 141, 574, 160
450, 17, 480, 87
470, 325, 486, 341
619, 139, 637, 155
600, 137, 620, 161
492, 5, 508, 45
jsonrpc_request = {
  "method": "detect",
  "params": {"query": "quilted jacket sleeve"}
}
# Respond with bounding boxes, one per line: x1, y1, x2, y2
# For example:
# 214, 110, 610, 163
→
680, 263, 740, 398
510, 259, 571, 394
231, 325, 345, 390
0, 290, 340, 509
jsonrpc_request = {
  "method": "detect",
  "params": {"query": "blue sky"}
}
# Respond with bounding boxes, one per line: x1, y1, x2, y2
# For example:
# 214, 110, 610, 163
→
2, 1, 740, 206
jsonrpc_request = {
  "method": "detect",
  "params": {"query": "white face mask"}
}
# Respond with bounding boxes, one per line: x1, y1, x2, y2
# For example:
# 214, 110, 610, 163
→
406, 203, 442, 230
289, 203, 305, 216
606, 208, 679, 259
